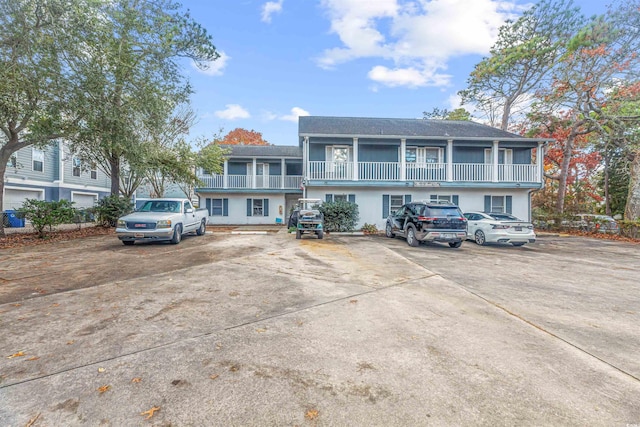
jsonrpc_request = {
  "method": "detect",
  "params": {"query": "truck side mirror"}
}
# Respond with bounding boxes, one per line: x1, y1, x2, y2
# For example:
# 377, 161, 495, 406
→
186, 208, 193, 214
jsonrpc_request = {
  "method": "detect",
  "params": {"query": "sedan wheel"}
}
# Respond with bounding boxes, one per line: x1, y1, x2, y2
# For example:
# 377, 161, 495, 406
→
406, 227, 419, 247
474, 230, 487, 246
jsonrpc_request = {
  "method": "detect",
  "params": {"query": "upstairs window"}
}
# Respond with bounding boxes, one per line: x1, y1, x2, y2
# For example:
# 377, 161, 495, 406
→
406, 147, 442, 164
90, 162, 97, 179
72, 157, 82, 177
32, 148, 44, 172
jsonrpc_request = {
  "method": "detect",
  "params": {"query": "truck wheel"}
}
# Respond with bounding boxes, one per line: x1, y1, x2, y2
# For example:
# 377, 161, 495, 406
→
171, 224, 182, 244
406, 226, 419, 247
317, 230, 324, 239
196, 219, 206, 236
122, 241, 134, 246
295, 229, 301, 239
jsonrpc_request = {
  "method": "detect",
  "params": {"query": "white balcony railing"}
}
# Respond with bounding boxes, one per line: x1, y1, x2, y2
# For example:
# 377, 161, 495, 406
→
306, 161, 539, 183
197, 174, 303, 189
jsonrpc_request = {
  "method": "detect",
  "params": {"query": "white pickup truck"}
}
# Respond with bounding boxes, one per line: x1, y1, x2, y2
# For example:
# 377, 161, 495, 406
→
116, 198, 208, 245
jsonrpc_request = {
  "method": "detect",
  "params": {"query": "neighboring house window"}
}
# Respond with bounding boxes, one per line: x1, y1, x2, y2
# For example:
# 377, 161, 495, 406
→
207, 198, 228, 216
32, 148, 44, 172
382, 194, 412, 218
246, 198, 269, 217
72, 156, 82, 177
484, 195, 512, 214
90, 162, 97, 179
7, 154, 17, 168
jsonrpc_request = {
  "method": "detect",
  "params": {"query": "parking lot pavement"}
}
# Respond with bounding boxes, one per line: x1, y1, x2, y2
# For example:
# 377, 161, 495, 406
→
1, 233, 639, 426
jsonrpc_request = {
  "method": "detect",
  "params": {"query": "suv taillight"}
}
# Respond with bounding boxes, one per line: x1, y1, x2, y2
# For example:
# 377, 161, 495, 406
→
418, 216, 435, 221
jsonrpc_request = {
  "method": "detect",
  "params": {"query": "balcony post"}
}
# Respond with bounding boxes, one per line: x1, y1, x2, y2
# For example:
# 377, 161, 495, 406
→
223, 160, 228, 189
281, 158, 285, 189
252, 158, 257, 189
537, 142, 544, 182
303, 137, 309, 181
492, 140, 499, 182
400, 138, 406, 181
352, 137, 359, 181
447, 139, 453, 182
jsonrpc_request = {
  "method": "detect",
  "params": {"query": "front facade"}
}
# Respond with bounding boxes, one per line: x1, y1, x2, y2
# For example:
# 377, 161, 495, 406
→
3, 141, 111, 212
196, 117, 548, 229
195, 145, 303, 225
300, 117, 547, 229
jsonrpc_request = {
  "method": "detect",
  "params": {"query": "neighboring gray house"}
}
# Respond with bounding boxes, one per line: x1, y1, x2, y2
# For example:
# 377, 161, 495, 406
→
3, 141, 111, 211
194, 116, 549, 228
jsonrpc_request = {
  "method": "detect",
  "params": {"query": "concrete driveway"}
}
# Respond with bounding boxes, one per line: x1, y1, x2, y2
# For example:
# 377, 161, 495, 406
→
0, 231, 639, 426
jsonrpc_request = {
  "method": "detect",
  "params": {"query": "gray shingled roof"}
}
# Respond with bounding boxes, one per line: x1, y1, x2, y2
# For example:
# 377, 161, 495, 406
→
220, 145, 302, 158
299, 116, 546, 141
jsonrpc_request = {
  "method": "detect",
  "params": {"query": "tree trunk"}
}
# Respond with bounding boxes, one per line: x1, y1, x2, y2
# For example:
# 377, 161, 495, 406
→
110, 155, 120, 196
0, 154, 9, 238
624, 151, 640, 220
556, 134, 575, 214
604, 150, 610, 216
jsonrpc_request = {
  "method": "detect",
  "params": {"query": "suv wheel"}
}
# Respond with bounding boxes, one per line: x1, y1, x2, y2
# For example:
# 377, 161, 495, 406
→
385, 223, 395, 238
474, 230, 486, 246
406, 226, 419, 247
449, 241, 462, 248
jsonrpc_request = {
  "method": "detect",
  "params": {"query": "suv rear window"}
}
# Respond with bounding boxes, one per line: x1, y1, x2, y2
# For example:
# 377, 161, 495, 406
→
418, 205, 461, 217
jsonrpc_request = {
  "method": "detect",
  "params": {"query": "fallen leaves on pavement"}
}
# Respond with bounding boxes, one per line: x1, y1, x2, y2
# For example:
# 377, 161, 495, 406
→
0, 227, 114, 250
305, 409, 319, 420
25, 413, 40, 427
6, 351, 25, 359
141, 406, 160, 420
97, 385, 111, 393
131, 377, 142, 383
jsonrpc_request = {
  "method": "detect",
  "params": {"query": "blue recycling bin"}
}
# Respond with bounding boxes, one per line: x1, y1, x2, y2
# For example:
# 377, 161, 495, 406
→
4, 210, 25, 228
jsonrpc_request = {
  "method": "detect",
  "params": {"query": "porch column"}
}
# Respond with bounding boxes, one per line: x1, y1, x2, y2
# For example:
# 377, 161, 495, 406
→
353, 137, 359, 181
447, 139, 453, 182
536, 142, 544, 183
303, 137, 309, 181
223, 160, 228, 189
492, 140, 500, 182
281, 158, 286, 189
400, 138, 406, 181
252, 158, 257, 189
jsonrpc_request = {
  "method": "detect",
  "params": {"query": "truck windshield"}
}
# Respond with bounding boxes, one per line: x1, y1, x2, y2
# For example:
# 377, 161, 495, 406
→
139, 201, 180, 213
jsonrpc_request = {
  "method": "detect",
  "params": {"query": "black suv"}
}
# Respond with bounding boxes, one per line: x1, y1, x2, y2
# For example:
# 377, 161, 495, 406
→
385, 202, 467, 248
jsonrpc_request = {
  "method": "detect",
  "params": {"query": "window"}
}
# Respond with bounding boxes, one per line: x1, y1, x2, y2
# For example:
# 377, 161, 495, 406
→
484, 148, 513, 164
406, 147, 442, 163
247, 198, 269, 217
211, 199, 223, 216
390, 195, 404, 215
325, 194, 355, 203
430, 194, 460, 205
72, 156, 81, 177
382, 194, 411, 218
90, 162, 97, 180
32, 148, 44, 172
7, 154, 17, 168
484, 195, 512, 214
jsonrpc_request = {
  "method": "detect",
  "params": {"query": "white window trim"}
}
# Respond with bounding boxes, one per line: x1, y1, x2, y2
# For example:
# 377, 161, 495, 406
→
484, 148, 513, 164
405, 146, 444, 164
90, 162, 97, 180
210, 198, 223, 216
389, 195, 404, 215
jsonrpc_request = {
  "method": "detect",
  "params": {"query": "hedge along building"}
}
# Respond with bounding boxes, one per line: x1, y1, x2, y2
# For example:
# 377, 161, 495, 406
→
195, 116, 550, 229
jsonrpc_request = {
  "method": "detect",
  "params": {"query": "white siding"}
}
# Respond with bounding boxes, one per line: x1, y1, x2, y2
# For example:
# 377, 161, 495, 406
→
199, 193, 288, 225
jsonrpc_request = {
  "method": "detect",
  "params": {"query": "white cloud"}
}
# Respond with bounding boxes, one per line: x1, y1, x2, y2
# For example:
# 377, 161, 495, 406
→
318, 0, 524, 87
261, 0, 284, 23
193, 51, 230, 76
215, 104, 251, 120
280, 107, 310, 122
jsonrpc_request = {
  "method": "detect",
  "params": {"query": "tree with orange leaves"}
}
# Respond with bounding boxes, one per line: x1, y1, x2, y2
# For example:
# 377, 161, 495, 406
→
219, 128, 270, 146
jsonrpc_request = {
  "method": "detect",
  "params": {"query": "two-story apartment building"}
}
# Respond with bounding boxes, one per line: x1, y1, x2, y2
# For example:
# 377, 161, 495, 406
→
3, 141, 111, 212
195, 116, 549, 229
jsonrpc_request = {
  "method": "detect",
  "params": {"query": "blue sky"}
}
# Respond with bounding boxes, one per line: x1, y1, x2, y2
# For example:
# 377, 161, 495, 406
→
181, 0, 607, 146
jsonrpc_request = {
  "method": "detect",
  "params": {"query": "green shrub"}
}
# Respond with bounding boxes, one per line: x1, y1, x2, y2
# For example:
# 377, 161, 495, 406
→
619, 220, 640, 239
319, 200, 359, 232
18, 199, 77, 238
361, 223, 378, 234
93, 195, 133, 227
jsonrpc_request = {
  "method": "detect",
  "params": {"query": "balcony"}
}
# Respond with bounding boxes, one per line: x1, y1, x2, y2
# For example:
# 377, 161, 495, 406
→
197, 174, 303, 190
307, 161, 540, 183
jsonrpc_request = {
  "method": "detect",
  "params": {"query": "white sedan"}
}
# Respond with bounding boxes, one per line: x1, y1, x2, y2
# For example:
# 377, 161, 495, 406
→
463, 211, 536, 247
